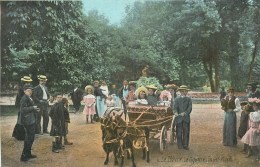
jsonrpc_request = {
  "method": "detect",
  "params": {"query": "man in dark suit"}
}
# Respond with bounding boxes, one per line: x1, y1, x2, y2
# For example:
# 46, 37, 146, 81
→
20, 84, 40, 161
118, 80, 130, 120
12, 76, 33, 141
69, 84, 83, 113
32, 75, 50, 134
172, 85, 192, 150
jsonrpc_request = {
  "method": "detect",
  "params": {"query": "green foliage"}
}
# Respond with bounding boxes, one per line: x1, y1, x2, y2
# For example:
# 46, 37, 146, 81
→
1, 0, 260, 93
136, 77, 163, 90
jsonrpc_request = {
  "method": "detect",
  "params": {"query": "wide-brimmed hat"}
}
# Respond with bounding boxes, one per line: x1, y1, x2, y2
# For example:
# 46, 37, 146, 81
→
177, 85, 190, 91
21, 76, 32, 82
135, 86, 148, 98
252, 99, 260, 106
85, 85, 94, 93
165, 84, 178, 89
146, 84, 157, 90
23, 84, 34, 91
38, 75, 47, 81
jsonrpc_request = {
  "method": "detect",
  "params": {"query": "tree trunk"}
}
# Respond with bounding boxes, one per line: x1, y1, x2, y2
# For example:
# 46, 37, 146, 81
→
203, 57, 215, 92
229, 33, 242, 90
248, 39, 259, 81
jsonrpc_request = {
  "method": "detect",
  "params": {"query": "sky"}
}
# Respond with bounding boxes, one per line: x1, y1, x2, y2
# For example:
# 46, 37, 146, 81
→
83, 0, 139, 25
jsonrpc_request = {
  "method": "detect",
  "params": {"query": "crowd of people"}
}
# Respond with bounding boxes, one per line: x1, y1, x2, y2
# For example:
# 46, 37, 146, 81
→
220, 82, 260, 162
11, 74, 260, 163
12, 75, 73, 162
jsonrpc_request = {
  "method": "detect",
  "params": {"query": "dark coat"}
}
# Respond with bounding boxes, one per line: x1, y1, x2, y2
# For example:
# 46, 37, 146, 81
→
118, 86, 130, 99
64, 107, 70, 123
238, 110, 250, 138
32, 84, 50, 105
15, 87, 24, 108
70, 88, 83, 104
147, 95, 158, 105
20, 95, 37, 125
173, 96, 192, 123
109, 88, 118, 96
94, 87, 106, 97
49, 102, 65, 136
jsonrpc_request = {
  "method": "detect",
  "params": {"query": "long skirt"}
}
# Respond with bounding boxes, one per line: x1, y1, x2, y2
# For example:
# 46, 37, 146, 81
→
96, 96, 105, 118
223, 111, 237, 146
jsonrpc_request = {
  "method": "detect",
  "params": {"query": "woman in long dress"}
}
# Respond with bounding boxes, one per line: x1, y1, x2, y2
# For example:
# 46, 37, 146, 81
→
221, 86, 242, 146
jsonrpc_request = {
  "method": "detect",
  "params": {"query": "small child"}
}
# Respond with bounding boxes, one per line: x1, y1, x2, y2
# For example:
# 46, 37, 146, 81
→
159, 96, 171, 107
62, 98, 73, 145
49, 93, 65, 153
83, 85, 96, 124
241, 99, 260, 159
238, 102, 251, 153
106, 95, 115, 108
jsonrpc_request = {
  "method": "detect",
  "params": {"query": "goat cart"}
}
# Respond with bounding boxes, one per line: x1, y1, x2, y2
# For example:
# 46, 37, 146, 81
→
127, 105, 176, 153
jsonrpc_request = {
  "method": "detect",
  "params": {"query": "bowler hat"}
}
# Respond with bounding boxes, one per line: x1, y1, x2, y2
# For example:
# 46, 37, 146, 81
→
21, 76, 32, 82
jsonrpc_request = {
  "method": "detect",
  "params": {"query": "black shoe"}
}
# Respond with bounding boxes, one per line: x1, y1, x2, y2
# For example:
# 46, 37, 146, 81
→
52, 149, 59, 153
184, 147, 189, 150
20, 155, 29, 162
28, 154, 37, 159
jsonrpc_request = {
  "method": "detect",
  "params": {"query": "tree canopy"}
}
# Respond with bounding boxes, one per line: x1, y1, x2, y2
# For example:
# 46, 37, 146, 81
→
1, 0, 259, 93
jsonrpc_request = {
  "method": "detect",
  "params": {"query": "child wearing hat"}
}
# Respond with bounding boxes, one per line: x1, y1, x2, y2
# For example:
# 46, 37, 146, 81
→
135, 86, 148, 105
83, 85, 96, 123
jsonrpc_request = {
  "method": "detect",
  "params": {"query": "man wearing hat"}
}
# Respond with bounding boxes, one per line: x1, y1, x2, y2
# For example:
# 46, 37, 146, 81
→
172, 85, 192, 150
32, 75, 50, 134
246, 82, 260, 98
20, 84, 40, 161
12, 76, 33, 140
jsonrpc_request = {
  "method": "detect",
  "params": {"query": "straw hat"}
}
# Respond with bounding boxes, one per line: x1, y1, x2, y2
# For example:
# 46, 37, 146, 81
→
21, 76, 32, 82
165, 84, 178, 89
146, 84, 157, 90
177, 85, 190, 91
85, 85, 94, 93
37, 75, 47, 81
135, 86, 148, 98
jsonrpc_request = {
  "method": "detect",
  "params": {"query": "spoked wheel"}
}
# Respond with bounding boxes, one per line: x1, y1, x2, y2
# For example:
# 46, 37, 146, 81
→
169, 116, 176, 144
160, 126, 167, 153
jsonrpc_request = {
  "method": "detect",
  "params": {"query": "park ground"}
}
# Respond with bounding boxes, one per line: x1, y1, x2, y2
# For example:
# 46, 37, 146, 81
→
1, 98, 260, 167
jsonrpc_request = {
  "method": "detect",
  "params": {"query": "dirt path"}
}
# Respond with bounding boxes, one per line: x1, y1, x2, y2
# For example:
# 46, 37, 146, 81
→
1, 104, 259, 167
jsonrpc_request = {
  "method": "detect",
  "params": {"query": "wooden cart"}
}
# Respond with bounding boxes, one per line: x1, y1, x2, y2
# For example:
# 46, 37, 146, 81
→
127, 105, 176, 153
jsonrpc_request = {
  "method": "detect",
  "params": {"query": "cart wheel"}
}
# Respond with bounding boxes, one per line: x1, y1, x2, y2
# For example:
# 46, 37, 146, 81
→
160, 126, 167, 153
169, 117, 176, 144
